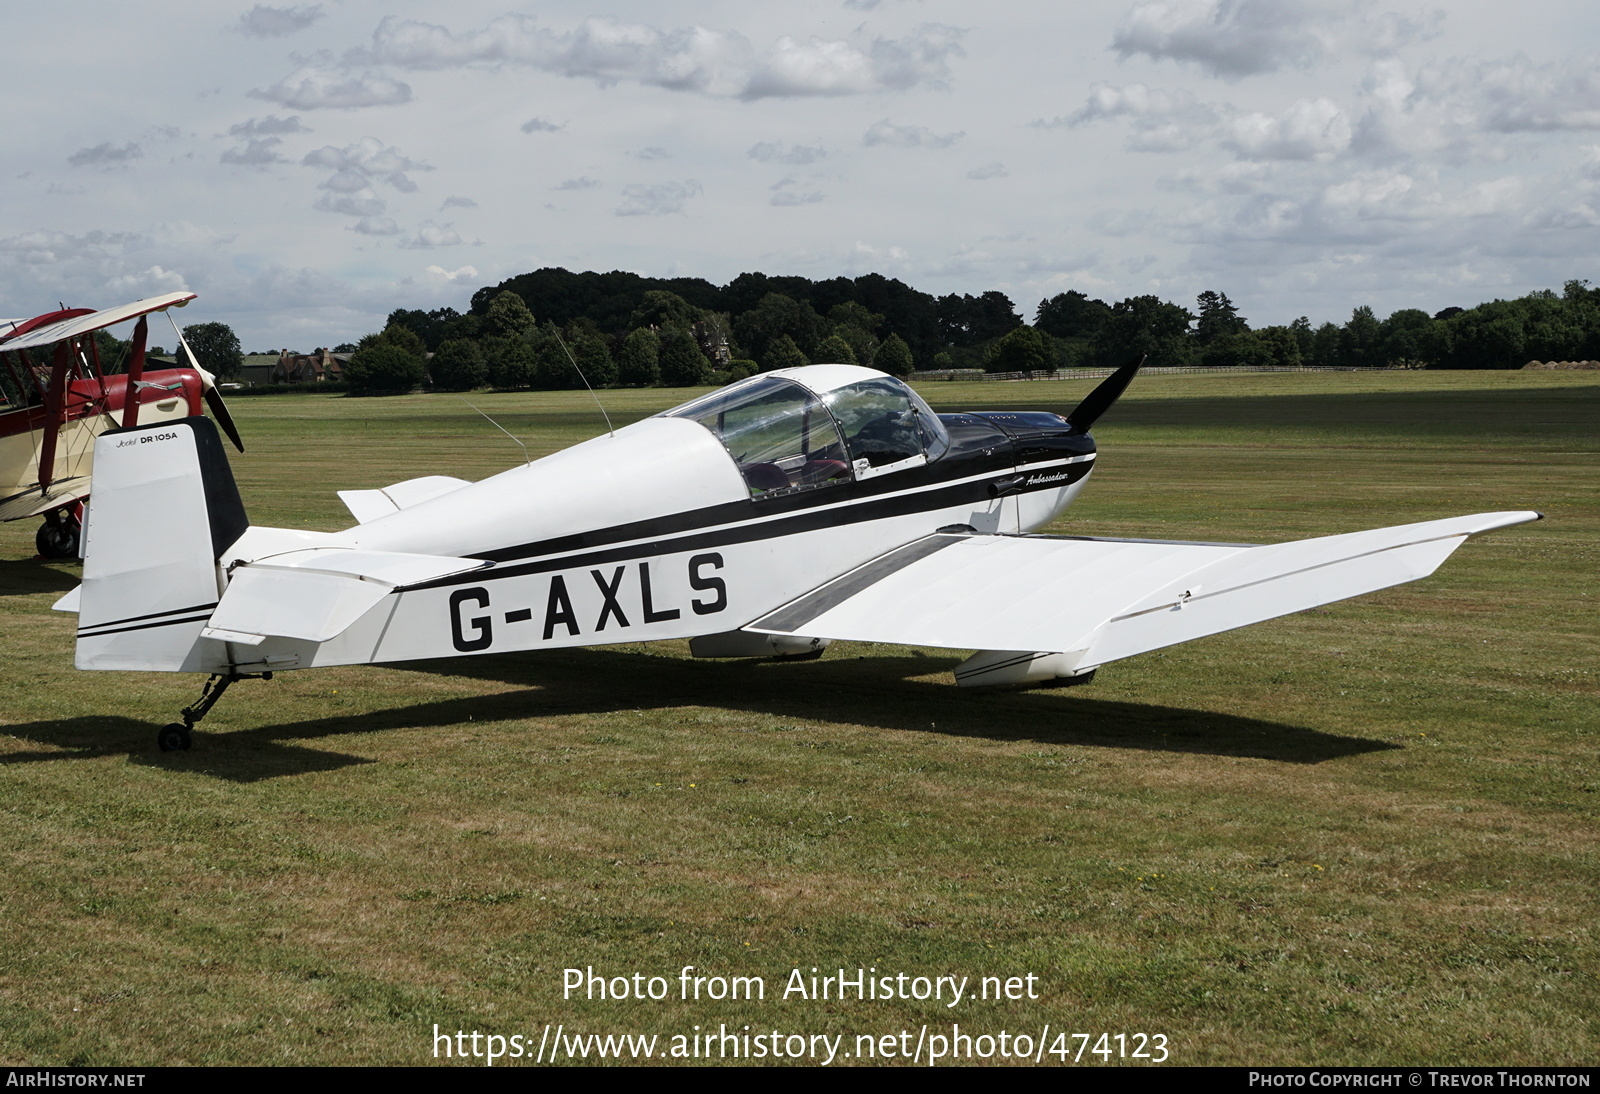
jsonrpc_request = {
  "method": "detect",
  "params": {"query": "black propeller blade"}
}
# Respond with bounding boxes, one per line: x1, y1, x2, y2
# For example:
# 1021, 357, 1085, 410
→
204, 386, 246, 453
1065, 355, 1145, 433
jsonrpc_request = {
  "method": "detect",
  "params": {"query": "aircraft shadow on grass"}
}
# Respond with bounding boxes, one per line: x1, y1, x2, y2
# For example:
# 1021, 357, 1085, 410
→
0, 558, 81, 598
3, 647, 1397, 782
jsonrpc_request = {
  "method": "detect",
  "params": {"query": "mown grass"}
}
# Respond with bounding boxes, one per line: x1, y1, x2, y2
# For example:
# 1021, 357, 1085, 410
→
0, 370, 1595, 1066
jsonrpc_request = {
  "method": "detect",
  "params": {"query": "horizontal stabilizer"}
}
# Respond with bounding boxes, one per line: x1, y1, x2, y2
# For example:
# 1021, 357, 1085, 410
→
747, 511, 1542, 668
338, 475, 472, 524
203, 547, 490, 644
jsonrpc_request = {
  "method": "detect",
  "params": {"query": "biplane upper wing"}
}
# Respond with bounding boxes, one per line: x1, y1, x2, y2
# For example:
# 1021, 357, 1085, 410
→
745, 511, 1542, 669
0, 292, 195, 351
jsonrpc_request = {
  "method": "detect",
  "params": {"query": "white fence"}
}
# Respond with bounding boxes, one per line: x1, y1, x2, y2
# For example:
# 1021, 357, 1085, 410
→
910, 364, 1416, 382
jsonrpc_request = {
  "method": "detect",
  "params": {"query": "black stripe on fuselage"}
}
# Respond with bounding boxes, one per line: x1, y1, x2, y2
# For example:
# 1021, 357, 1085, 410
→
75, 601, 219, 637
77, 612, 215, 639
411, 457, 1094, 592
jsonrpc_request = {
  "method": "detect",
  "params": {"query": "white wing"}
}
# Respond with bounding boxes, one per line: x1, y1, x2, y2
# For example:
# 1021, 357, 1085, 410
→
745, 511, 1541, 670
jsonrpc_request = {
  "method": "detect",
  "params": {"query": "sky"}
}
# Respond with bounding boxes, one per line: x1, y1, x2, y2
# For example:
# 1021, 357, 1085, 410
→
5, 1, 1600, 350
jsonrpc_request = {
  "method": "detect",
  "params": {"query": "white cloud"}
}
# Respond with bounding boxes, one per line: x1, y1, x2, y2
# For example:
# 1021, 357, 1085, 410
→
1112, 0, 1438, 80
68, 141, 142, 168
770, 178, 824, 205
228, 115, 310, 137
1051, 83, 1348, 160
399, 222, 464, 249
632, 147, 671, 160
440, 195, 477, 210
615, 180, 702, 216
314, 191, 387, 217
1225, 98, 1351, 160
250, 67, 412, 110
862, 119, 963, 148
555, 177, 600, 190
0, 229, 139, 266
966, 162, 1009, 180
105, 264, 189, 296
350, 217, 401, 236
349, 15, 962, 100
221, 137, 289, 167
521, 117, 564, 133
427, 264, 478, 281
234, 5, 323, 39
748, 141, 826, 165
302, 138, 430, 192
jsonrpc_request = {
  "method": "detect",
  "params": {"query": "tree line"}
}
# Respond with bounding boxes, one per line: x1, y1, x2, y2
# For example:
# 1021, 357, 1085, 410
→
97, 266, 1600, 395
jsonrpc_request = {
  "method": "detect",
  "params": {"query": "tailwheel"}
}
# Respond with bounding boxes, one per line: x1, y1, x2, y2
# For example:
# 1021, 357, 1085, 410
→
157, 723, 192, 752
157, 671, 273, 753
36, 508, 81, 560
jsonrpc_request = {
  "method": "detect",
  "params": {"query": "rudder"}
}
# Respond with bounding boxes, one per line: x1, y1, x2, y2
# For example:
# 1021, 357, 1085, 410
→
74, 418, 247, 672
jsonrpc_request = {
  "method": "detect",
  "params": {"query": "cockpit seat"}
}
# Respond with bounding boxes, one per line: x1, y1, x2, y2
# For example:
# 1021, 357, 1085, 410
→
798, 459, 848, 485
741, 462, 791, 493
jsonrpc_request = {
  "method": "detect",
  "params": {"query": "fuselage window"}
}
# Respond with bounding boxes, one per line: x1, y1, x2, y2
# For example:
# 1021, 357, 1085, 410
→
664, 376, 851, 498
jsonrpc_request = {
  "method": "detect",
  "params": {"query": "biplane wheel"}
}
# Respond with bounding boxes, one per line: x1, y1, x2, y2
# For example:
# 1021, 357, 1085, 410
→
35, 516, 80, 560
157, 723, 192, 752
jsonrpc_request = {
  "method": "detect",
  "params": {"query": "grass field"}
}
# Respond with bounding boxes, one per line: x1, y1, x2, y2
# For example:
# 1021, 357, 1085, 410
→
1, 370, 1595, 1066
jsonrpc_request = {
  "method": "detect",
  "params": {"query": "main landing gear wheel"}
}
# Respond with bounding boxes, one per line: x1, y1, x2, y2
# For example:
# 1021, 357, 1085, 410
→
157, 723, 192, 752
35, 511, 80, 560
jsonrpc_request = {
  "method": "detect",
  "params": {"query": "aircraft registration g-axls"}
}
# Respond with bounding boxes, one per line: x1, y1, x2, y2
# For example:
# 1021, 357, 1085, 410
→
52, 359, 1539, 752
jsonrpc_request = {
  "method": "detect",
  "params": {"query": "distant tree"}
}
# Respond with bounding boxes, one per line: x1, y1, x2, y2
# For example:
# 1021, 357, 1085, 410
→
1255, 325, 1303, 368
735, 293, 830, 360
486, 291, 537, 339
936, 291, 1022, 346
722, 360, 758, 383
760, 334, 809, 373
364, 322, 427, 360
486, 337, 536, 389
616, 328, 661, 386
1311, 322, 1342, 368
1289, 316, 1314, 359
812, 333, 858, 365
181, 321, 243, 380
1199, 330, 1274, 368
387, 306, 469, 351
345, 343, 424, 395
1194, 291, 1248, 344
658, 326, 712, 386
1035, 291, 1111, 339
987, 325, 1050, 372
1380, 309, 1437, 367
333, 342, 357, 353
1088, 295, 1195, 369
1340, 305, 1384, 369
931, 351, 955, 370
429, 339, 487, 391
629, 290, 701, 331
829, 323, 876, 367
561, 323, 616, 387
93, 329, 129, 371
875, 333, 914, 377
828, 301, 883, 334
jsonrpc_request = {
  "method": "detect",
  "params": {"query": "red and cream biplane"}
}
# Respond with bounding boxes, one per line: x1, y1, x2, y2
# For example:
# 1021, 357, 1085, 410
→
0, 291, 243, 558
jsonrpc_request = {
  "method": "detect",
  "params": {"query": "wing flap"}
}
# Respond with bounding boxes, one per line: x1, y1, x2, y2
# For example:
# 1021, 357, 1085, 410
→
746, 511, 1541, 667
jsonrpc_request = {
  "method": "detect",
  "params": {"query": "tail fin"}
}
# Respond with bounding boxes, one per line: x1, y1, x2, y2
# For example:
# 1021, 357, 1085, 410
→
75, 417, 246, 671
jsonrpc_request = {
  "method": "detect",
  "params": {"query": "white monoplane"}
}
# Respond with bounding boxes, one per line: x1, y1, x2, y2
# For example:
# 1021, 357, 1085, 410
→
53, 360, 1538, 750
